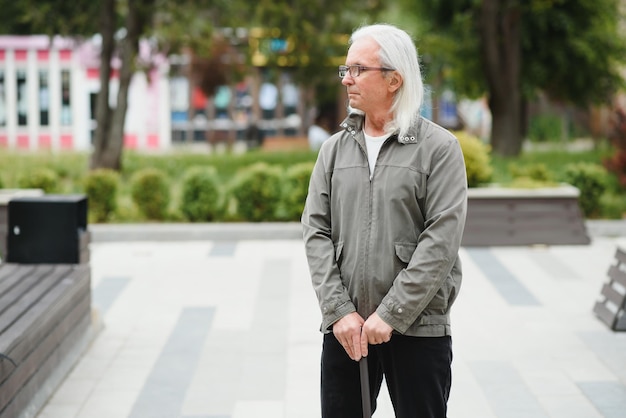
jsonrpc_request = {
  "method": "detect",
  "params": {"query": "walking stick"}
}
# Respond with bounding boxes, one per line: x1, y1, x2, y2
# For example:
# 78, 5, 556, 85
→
359, 357, 372, 418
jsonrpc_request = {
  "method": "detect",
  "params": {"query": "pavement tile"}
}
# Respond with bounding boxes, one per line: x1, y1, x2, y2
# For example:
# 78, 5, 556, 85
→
32, 232, 626, 418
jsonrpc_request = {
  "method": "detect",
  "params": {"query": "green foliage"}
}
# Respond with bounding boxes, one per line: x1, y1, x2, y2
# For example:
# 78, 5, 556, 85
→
281, 162, 315, 221
505, 162, 558, 188
523, 0, 626, 105
528, 114, 563, 142
599, 192, 626, 219
410, 0, 626, 105
84, 169, 120, 222
561, 162, 608, 218
229, 163, 283, 222
122, 149, 317, 181
604, 107, 626, 189
0, 0, 99, 35
130, 168, 170, 220
0, 175, 4, 189
2, 146, 626, 220
180, 166, 222, 222
18, 167, 60, 193
509, 162, 553, 183
455, 131, 493, 187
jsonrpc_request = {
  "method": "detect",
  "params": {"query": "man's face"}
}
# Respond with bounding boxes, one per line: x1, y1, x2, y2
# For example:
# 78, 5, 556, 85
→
341, 38, 395, 115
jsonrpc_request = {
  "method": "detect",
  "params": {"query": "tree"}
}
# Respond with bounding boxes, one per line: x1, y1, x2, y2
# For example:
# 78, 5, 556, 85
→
91, 0, 156, 170
1, 0, 216, 170
0, 0, 154, 170
2, 0, 384, 168
406, 0, 626, 156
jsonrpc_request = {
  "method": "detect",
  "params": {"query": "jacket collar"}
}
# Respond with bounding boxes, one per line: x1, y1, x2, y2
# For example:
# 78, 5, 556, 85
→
339, 113, 422, 144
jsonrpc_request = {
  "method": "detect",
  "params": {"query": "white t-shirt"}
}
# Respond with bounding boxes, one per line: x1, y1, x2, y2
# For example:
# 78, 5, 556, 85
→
364, 132, 388, 178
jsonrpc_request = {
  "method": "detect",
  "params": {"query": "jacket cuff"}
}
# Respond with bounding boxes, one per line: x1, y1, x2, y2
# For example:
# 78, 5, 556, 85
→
320, 299, 356, 331
377, 301, 412, 334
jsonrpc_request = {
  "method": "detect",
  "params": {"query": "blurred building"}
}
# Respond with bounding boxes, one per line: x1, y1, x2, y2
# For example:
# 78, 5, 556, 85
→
0, 35, 171, 151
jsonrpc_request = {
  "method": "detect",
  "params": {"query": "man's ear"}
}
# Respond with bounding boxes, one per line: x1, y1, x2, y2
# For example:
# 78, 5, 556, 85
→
388, 73, 402, 92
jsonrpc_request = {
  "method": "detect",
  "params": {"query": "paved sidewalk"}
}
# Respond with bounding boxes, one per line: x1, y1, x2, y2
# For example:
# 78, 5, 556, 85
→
35, 225, 626, 418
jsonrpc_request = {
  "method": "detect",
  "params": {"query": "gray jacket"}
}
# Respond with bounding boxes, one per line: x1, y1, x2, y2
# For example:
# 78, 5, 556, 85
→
302, 113, 467, 337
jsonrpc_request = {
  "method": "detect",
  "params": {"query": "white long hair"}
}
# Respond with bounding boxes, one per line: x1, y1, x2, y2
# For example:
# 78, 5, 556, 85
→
350, 24, 424, 138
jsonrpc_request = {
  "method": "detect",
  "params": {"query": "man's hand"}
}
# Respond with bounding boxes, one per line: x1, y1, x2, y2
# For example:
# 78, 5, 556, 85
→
332, 312, 365, 361
360, 312, 393, 357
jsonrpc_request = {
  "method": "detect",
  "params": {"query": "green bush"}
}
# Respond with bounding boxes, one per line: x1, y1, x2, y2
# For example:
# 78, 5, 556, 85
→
281, 162, 314, 221
180, 166, 222, 222
229, 163, 283, 222
599, 192, 626, 219
455, 131, 493, 187
561, 162, 609, 218
18, 167, 60, 193
528, 114, 562, 142
84, 169, 120, 222
130, 168, 170, 220
508, 162, 554, 183
0, 175, 4, 189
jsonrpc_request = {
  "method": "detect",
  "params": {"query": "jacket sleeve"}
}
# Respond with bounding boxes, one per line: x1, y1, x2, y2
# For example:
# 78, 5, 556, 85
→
301, 145, 356, 332
377, 135, 468, 333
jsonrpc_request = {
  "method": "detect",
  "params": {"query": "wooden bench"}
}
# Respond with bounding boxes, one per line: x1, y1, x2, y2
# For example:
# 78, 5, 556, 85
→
593, 241, 626, 331
0, 192, 95, 418
0, 263, 92, 417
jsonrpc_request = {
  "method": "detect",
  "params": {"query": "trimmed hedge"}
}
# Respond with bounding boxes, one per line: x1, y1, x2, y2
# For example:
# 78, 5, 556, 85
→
455, 131, 493, 187
562, 162, 609, 218
229, 163, 283, 222
180, 166, 223, 222
18, 167, 60, 193
130, 168, 170, 220
282, 162, 315, 221
84, 169, 120, 222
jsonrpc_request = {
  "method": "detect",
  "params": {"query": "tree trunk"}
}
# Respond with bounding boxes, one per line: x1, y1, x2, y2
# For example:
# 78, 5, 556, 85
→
479, 0, 523, 156
90, 0, 155, 171
108, 2, 146, 170
90, 0, 115, 170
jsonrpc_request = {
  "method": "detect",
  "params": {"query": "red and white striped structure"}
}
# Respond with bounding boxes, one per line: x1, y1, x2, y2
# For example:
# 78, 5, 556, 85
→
0, 36, 171, 151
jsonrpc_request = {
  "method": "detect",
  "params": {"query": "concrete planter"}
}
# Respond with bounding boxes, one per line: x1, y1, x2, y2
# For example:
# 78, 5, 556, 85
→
462, 184, 590, 246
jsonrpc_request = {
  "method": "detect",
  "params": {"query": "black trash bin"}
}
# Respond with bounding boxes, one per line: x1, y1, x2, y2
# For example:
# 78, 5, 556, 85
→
7, 194, 88, 264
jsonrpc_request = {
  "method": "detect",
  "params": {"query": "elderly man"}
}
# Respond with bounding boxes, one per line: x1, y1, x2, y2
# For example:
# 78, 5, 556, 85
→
302, 24, 468, 418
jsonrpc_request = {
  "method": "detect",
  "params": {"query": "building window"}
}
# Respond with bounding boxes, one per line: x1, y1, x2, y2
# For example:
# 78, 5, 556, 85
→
17, 70, 27, 126
0, 71, 5, 127
39, 70, 49, 126
60, 69, 71, 125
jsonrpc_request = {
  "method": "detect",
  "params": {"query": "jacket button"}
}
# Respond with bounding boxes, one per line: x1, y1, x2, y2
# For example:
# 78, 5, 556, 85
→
397, 308, 403, 314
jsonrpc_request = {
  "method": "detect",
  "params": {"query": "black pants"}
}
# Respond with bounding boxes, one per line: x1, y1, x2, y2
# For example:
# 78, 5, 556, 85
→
321, 333, 452, 418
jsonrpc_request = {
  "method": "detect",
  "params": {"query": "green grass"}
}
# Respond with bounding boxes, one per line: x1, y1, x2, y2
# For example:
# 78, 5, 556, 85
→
490, 146, 613, 185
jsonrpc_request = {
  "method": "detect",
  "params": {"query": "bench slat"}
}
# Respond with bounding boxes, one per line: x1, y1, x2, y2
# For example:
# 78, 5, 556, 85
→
600, 283, 626, 308
0, 264, 88, 384
0, 264, 33, 295
0, 265, 89, 387
608, 264, 626, 290
0, 265, 70, 334
593, 301, 617, 329
0, 265, 89, 357
0, 289, 90, 413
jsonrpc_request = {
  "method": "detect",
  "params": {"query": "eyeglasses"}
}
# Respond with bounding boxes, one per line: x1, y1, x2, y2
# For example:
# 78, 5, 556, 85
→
338, 65, 395, 78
